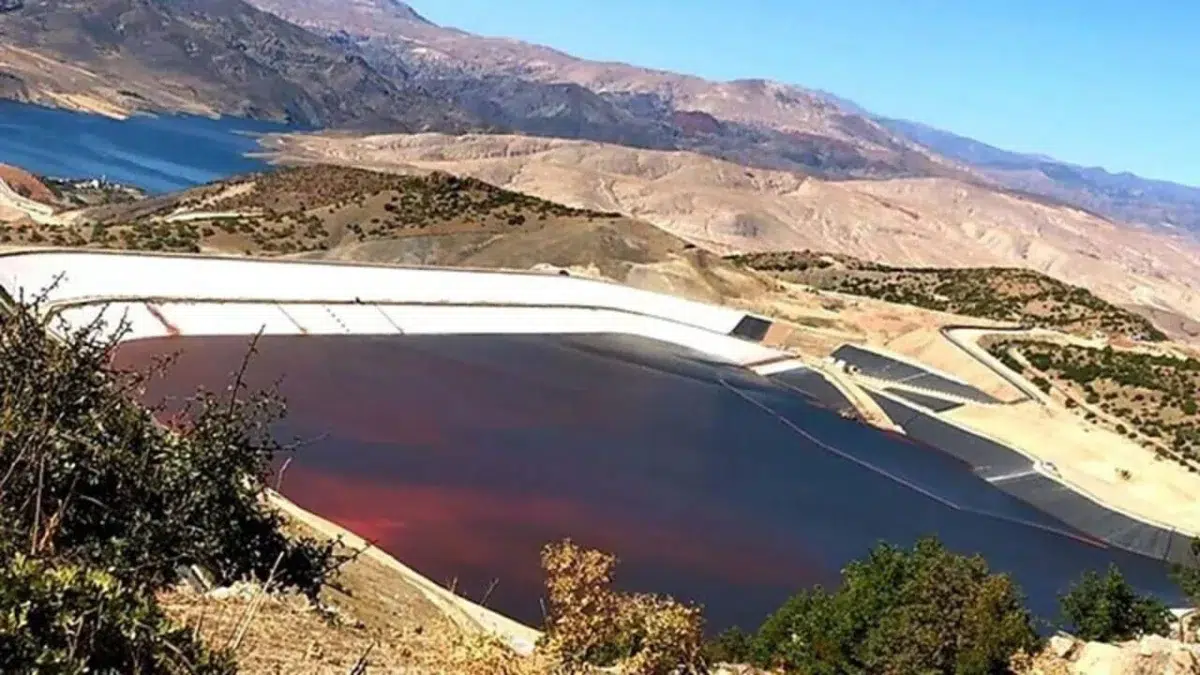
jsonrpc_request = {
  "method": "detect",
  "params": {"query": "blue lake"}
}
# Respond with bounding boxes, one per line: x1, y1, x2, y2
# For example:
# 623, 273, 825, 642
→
0, 100, 291, 193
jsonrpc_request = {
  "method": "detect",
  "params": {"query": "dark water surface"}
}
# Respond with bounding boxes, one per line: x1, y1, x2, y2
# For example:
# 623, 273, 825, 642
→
112, 333, 1185, 632
0, 100, 288, 192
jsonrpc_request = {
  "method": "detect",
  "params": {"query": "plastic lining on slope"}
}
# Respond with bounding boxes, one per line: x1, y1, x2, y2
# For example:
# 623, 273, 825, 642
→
834, 344, 1000, 404
870, 391, 1197, 565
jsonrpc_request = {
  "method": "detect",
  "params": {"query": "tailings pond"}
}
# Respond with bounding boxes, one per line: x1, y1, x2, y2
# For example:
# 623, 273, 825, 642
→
113, 333, 1186, 632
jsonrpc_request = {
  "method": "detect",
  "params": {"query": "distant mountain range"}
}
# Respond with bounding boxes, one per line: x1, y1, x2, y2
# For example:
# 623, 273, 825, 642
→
245, 0, 1200, 233
0, 0, 1196, 234
874, 118, 1200, 231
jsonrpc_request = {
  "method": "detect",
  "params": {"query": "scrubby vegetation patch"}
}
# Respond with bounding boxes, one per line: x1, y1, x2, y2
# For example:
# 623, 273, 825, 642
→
733, 250, 1167, 341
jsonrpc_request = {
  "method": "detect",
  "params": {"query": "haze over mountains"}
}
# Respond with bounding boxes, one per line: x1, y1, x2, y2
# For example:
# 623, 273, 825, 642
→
875, 118, 1200, 233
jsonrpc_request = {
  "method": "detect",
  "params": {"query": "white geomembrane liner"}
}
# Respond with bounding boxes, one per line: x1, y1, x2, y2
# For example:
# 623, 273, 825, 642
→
322, 305, 405, 335
0, 251, 783, 365
377, 305, 780, 364
81, 302, 781, 365
157, 303, 300, 337
53, 302, 171, 341
0, 251, 748, 335
274, 304, 350, 335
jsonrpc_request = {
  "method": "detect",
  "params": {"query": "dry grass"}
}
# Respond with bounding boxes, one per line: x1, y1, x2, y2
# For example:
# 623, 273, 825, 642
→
156, 512, 471, 674
157, 521, 715, 674
159, 585, 560, 675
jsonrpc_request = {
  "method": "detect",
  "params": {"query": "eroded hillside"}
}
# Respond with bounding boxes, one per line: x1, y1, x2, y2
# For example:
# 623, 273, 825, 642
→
0, 0, 471, 127
264, 131, 1200, 342
12, 165, 748, 288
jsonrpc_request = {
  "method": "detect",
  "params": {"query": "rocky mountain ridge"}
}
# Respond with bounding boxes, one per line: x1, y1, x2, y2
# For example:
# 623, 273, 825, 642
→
0, 0, 472, 128
247, 0, 969, 181
876, 116, 1200, 232
249, 0, 1200, 232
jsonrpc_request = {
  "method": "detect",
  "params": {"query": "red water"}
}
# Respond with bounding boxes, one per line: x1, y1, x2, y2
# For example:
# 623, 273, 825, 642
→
112, 332, 1182, 632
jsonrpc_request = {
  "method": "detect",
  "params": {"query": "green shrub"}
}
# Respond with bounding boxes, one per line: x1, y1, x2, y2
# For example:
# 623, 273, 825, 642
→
1170, 539, 1200, 610
704, 627, 753, 665
751, 537, 1039, 674
0, 553, 235, 674
0, 298, 339, 597
1059, 565, 1170, 641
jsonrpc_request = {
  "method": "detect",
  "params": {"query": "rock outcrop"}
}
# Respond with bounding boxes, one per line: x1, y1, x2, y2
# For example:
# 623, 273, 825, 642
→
1020, 633, 1200, 675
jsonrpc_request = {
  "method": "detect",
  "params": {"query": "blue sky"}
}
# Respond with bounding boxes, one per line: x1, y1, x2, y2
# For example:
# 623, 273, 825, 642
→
417, 1, 1198, 186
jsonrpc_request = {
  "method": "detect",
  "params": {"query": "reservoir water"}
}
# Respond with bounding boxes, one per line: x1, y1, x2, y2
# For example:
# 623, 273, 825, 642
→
113, 332, 1186, 632
0, 100, 286, 193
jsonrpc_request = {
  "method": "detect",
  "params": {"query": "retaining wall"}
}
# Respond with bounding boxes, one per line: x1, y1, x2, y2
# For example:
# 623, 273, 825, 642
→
0, 250, 785, 365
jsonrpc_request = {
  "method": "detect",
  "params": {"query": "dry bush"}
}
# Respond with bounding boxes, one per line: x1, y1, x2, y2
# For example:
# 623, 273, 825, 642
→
539, 539, 707, 675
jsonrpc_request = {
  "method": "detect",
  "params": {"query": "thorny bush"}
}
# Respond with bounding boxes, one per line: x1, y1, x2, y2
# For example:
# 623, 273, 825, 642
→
0, 295, 340, 596
538, 539, 707, 675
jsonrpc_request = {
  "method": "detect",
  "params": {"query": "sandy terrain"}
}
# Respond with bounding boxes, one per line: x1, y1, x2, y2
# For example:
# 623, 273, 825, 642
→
945, 402, 1200, 535
265, 132, 1200, 336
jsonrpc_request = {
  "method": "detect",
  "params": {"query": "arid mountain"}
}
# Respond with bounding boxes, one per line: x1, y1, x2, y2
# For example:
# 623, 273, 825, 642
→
246, 0, 968, 180
0, 0, 472, 128
249, 0, 1200, 235
876, 117, 1200, 233
265, 131, 1200, 336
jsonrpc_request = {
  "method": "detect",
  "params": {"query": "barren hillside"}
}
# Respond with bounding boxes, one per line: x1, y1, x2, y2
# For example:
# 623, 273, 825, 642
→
0, 0, 472, 128
248, 0, 883, 138
265, 132, 1200, 336
246, 0, 969, 180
